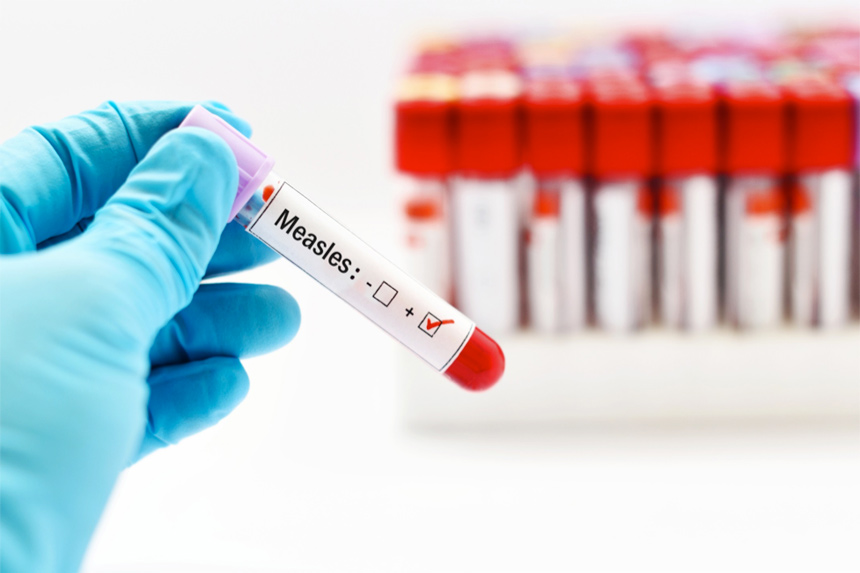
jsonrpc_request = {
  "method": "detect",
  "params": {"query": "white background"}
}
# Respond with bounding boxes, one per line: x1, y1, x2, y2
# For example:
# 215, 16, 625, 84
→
2, 1, 860, 571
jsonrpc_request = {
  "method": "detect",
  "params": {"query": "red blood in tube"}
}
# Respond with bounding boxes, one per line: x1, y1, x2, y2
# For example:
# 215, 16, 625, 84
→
790, 183, 813, 214
262, 185, 275, 202
746, 188, 785, 216
637, 186, 655, 215
659, 185, 681, 215
404, 197, 441, 220
443, 328, 505, 391
533, 189, 561, 217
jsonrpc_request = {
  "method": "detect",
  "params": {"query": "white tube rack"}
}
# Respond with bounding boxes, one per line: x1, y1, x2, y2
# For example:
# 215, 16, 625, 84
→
397, 326, 860, 428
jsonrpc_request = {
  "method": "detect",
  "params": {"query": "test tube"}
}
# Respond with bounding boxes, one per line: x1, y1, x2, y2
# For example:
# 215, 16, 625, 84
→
786, 78, 854, 328
841, 73, 860, 319
655, 81, 719, 331
451, 68, 523, 334
181, 106, 505, 391
723, 81, 787, 330
394, 72, 457, 301
523, 75, 586, 332
588, 77, 654, 332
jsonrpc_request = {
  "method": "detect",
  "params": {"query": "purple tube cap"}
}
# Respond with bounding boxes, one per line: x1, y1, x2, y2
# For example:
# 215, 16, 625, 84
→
179, 106, 275, 221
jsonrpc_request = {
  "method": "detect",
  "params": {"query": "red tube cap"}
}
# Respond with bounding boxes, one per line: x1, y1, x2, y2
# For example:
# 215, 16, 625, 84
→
456, 70, 522, 176
785, 78, 852, 172
444, 328, 505, 391
588, 78, 653, 178
524, 77, 585, 176
723, 81, 786, 174
395, 74, 457, 175
655, 82, 718, 175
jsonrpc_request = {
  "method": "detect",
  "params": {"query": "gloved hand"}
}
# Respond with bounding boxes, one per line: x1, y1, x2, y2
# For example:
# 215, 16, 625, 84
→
0, 101, 301, 572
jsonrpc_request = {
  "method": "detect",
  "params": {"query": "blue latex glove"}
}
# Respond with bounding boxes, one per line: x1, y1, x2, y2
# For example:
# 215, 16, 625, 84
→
0, 101, 301, 572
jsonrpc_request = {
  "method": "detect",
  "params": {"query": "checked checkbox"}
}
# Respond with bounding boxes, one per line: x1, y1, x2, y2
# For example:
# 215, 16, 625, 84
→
419, 312, 455, 337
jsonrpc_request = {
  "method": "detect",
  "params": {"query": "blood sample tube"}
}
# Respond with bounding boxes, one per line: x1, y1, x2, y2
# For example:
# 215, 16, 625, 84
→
786, 78, 854, 328
181, 106, 504, 391
523, 75, 586, 332
588, 77, 654, 332
526, 189, 562, 332
655, 82, 719, 331
394, 72, 457, 301
723, 81, 787, 329
451, 68, 522, 334
846, 75, 860, 319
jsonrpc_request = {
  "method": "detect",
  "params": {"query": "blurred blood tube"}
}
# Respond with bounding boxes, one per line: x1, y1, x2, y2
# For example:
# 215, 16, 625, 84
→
589, 78, 654, 332
786, 78, 854, 328
846, 75, 860, 318
655, 82, 719, 330
723, 81, 787, 329
394, 73, 457, 300
452, 69, 522, 334
527, 189, 562, 332
523, 76, 586, 332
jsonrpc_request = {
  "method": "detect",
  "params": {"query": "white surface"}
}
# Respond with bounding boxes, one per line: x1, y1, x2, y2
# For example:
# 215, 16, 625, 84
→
400, 328, 860, 427
1, 1, 859, 572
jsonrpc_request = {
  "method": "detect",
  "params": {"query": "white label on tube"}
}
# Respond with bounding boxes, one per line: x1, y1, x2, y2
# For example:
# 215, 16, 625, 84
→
451, 177, 520, 334
528, 214, 560, 333
248, 177, 474, 371
594, 180, 638, 332
660, 212, 682, 328
816, 170, 852, 327
402, 180, 451, 302
726, 175, 784, 329
790, 210, 815, 325
682, 175, 718, 331
724, 183, 744, 323
559, 179, 587, 330
738, 212, 784, 329
405, 217, 451, 301
633, 207, 653, 325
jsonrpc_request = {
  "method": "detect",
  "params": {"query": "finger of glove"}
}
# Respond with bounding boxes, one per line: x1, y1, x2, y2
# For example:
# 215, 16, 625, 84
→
39, 218, 278, 279
74, 128, 237, 345
0, 100, 250, 253
150, 282, 301, 367
136, 356, 249, 461
38, 217, 278, 278
204, 221, 279, 278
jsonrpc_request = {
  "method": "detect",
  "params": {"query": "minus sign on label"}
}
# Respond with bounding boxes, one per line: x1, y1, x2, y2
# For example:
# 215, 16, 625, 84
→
366, 282, 372, 287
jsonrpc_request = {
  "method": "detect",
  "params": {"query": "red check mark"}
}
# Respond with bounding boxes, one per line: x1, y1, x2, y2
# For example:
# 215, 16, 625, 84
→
426, 318, 455, 330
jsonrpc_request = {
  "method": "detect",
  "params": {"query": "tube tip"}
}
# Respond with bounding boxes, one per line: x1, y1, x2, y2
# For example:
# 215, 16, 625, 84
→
443, 328, 505, 391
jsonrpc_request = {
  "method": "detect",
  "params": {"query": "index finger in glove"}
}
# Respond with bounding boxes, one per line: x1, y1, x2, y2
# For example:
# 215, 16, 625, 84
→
0, 100, 250, 253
